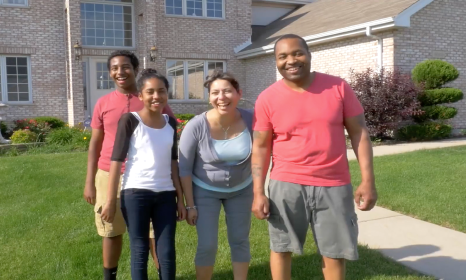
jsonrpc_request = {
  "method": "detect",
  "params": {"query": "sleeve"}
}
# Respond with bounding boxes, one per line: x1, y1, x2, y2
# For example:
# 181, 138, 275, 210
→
342, 80, 364, 118
111, 113, 139, 162
163, 104, 176, 119
90, 98, 104, 129
253, 94, 273, 131
178, 117, 199, 177
168, 117, 179, 160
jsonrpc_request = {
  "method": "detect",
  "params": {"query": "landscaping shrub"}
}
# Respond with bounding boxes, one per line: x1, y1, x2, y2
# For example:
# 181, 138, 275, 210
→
34, 116, 66, 129
0, 121, 11, 138
10, 129, 38, 144
413, 105, 457, 123
396, 122, 452, 141
349, 68, 422, 139
13, 119, 51, 142
46, 127, 91, 149
418, 88, 463, 106
174, 114, 195, 121
412, 60, 459, 89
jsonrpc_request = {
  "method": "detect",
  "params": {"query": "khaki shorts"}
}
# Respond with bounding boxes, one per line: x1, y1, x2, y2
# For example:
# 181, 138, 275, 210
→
267, 179, 359, 260
94, 169, 155, 238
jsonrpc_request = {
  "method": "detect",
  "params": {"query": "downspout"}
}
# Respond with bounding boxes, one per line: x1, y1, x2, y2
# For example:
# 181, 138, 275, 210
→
366, 26, 383, 71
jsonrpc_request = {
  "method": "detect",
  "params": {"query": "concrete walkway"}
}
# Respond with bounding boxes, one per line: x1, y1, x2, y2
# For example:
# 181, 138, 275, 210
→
265, 138, 466, 279
352, 138, 466, 280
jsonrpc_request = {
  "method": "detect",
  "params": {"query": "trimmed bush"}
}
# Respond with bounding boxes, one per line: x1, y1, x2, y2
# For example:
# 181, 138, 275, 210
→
10, 129, 38, 144
413, 105, 458, 123
412, 60, 459, 89
34, 116, 66, 129
396, 122, 452, 141
174, 114, 195, 121
418, 88, 463, 106
46, 127, 91, 149
349, 68, 422, 138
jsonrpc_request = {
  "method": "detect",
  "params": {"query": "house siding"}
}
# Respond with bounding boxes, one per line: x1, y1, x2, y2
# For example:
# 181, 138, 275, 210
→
394, 0, 466, 131
0, 0, 67, 123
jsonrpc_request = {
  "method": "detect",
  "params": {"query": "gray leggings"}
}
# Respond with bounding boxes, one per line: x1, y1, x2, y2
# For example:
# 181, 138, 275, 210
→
193, 185, 253, 266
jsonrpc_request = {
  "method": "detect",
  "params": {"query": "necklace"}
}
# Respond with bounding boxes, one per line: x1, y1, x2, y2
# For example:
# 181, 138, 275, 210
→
220, 125, 230, 139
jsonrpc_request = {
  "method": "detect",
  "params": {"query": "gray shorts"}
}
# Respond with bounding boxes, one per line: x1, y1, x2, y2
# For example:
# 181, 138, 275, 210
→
267, 179, 359, 260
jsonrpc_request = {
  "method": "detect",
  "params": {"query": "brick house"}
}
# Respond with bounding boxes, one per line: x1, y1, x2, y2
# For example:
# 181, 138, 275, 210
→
0, 0, 464, 132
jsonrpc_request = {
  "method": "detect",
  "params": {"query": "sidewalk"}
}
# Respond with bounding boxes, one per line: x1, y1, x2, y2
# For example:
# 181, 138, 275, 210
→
265, 138, 466, 279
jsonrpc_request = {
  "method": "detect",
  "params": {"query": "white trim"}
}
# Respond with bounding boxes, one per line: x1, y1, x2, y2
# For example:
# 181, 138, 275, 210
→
165, 0, 225, 20
394, 0, 435, 27
80, 0, 136, 49
0, 0, 28, 7
0, 55, 33, 105
166, 59, 226, 101
237, 0, 435, 59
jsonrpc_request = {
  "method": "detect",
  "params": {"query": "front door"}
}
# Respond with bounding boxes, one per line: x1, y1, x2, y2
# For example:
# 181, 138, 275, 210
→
87, 57, 115, 117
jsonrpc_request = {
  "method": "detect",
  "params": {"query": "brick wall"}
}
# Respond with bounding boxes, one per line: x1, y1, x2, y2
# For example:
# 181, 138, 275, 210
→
394, 0, 466, 131
0, 0, 68, 123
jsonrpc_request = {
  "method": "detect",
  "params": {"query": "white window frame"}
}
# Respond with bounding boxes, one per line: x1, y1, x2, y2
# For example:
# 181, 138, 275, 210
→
0, 55, 33, 105
0, 0, 28, 7
165, 0, 225, 20
80, 0, 136, 49
166, 60, 226, 101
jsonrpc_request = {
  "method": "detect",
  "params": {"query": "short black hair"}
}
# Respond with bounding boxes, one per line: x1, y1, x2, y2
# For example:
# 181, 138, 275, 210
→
273, 34, 309, 54
204, 69, 240, 93
107, 50, 139, 71
137, 68, 169, 92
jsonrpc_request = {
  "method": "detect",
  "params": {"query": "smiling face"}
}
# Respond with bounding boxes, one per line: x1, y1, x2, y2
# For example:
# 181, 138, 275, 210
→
275, 38, 311, 83
109, 56, 138, 92
209, 79, 242, 115
138, 77, 168, 113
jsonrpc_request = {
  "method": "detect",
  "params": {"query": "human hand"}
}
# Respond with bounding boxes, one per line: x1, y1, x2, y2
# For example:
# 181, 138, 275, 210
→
354, 181, 378, 211
186, 208, 198, 226
101, 201, 116, 223
252, 194, 270, 220
177, 200, 186, 221
83, 183, 96, 205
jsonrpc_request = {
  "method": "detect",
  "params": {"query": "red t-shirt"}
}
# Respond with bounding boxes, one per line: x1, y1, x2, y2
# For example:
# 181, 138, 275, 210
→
253, 73, 364, 187
91, 90, 175, 173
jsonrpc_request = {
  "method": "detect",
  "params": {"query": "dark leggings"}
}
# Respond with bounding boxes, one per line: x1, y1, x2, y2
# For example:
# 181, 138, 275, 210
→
121, 189, 177, 280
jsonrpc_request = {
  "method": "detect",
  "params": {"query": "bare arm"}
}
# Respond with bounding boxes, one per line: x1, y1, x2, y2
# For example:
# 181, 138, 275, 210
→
344, 114, 377, 210
83, 128, 104, 205
251, 130, 273, 219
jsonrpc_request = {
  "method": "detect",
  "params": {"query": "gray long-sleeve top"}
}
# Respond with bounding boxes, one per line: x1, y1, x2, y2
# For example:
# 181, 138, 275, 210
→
178, 108, 254, 190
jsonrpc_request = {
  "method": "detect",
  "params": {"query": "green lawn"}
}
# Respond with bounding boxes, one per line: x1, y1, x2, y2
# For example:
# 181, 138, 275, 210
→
350, 145, 466, 233
0, 153, 432, 280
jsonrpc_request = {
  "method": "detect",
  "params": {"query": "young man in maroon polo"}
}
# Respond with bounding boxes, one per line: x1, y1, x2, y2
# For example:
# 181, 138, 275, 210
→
83, 50, 175, 280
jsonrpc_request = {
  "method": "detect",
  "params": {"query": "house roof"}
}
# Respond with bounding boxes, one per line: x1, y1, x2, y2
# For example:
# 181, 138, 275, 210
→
237, 0, 431, 58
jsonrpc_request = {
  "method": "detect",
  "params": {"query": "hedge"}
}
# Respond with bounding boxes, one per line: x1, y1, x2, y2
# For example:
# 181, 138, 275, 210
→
174, 114, 195, 121
396, 122, 452, 141
34, 116, 66, 129
412, 60, 459, 89
413, 105, 458, 123
418, 88, 463, 106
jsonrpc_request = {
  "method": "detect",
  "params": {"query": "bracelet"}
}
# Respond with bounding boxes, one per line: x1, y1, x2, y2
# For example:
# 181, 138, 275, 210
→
186, 206, 197, 211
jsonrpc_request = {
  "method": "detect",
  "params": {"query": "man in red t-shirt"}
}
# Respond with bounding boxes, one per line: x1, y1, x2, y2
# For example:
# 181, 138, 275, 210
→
252, 34, 377, 280
83, 50, 175, 280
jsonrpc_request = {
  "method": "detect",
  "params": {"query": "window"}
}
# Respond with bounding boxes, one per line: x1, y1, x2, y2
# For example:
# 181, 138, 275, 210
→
0, 56, 32, 104
96, 62, 115, 90
0, 0, 28, 6
165, 0, 223, 19
80, 0, 134, 48
166, 60, 225, 100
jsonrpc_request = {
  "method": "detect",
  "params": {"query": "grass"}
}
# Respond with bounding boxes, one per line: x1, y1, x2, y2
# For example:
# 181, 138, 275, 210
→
350, 145, 466, 232
0, 153, 433, 280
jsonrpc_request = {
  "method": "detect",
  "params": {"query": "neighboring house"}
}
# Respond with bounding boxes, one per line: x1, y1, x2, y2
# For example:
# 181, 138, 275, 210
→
0, 0, 464, 132
237, 0, 466, 132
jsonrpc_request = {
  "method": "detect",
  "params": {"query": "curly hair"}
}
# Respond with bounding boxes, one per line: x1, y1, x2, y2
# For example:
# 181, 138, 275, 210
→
107, 50, 139, 71
203, 69, 240, 93
136, 68, 169, 92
